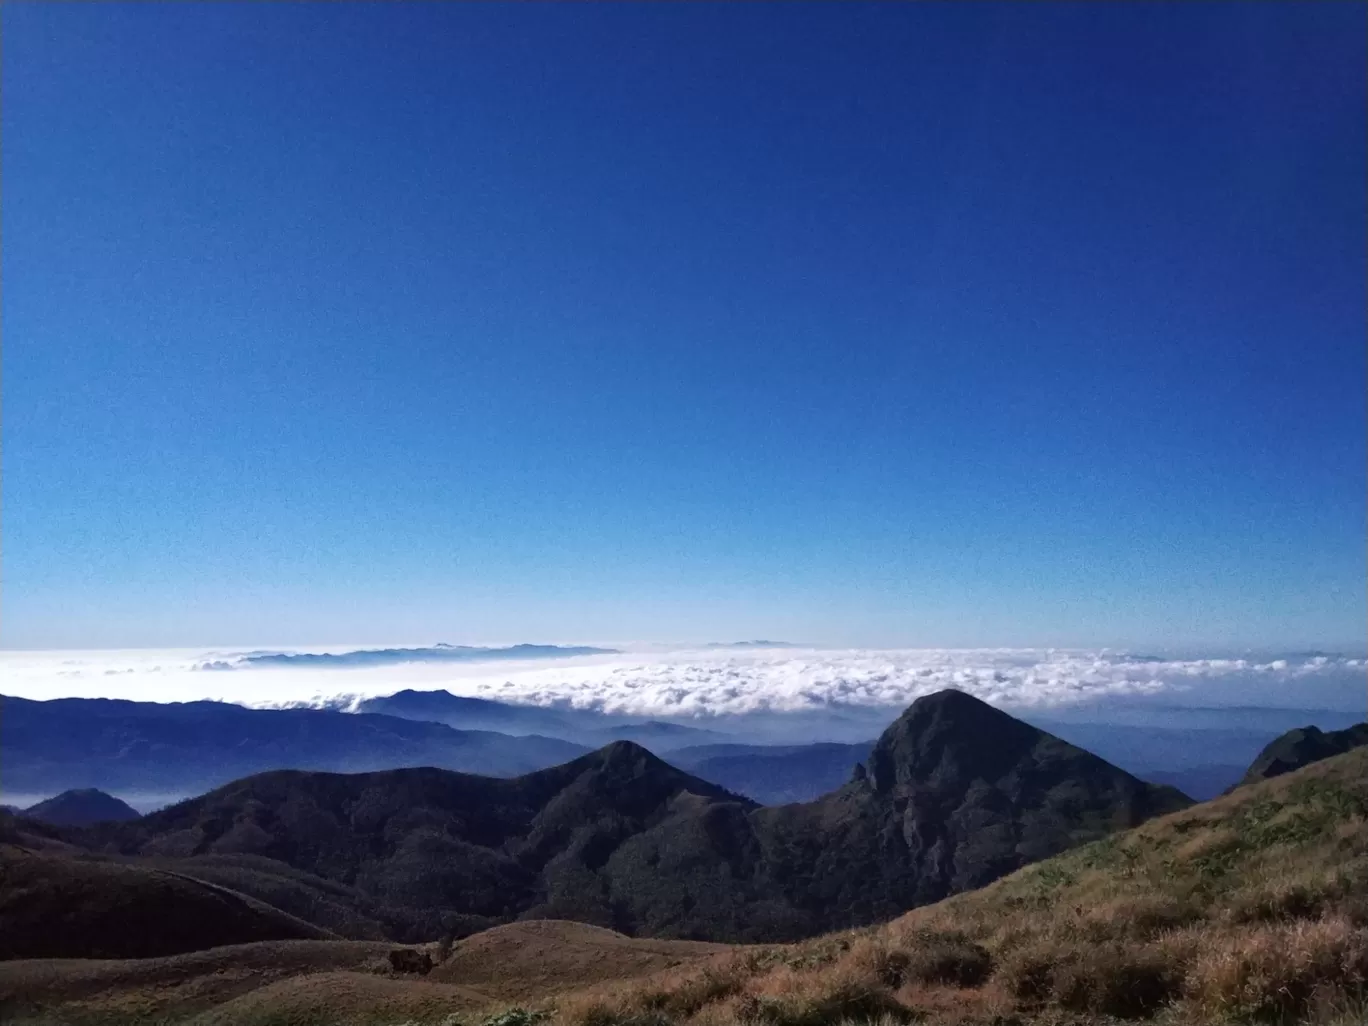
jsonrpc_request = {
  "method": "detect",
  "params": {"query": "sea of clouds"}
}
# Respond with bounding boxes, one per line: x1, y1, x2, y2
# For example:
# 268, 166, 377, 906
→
2, 644, 1363, 726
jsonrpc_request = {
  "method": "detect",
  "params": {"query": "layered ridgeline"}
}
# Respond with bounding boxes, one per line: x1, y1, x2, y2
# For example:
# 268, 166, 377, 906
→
1, 696, 588, 799
355, 689, 734, 750
35, 690, 1188, 946
10, 688, 1316, 810
1, 694, 769, 806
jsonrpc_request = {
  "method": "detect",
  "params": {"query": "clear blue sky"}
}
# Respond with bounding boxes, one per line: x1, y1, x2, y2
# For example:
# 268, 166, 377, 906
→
3, 2, 1364, 651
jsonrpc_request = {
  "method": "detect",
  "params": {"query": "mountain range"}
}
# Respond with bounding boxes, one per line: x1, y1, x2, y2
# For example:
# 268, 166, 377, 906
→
0, 696, 587, 802
354, 690, 731, 749
6, 691, 1188, 947
10, 681, 1358, 817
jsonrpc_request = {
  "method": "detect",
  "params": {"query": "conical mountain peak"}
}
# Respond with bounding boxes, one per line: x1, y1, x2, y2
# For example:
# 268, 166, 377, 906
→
23, 788, 140, 827
865, 688, 1041, 793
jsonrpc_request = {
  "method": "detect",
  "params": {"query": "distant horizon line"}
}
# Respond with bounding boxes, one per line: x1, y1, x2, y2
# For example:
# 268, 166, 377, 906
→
1, 639, 1365, 658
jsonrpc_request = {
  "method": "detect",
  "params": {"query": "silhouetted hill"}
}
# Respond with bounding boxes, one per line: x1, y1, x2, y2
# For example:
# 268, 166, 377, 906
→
73, 690, 1184, 944
1235, 721, 1368, 788
85, 742, 747, 939
1, 695, 587, 801
24, 788, 140, 827
0, 844, 331, 959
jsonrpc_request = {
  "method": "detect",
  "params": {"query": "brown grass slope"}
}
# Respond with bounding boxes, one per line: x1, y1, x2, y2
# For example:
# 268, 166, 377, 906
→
0, 926, 729, 1026
0, 845, 332, 960
0, 939, 409, 1026
556, 746, 1368, 1026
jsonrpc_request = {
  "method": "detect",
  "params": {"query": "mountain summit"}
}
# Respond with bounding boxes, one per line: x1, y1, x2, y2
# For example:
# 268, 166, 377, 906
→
866, 687, 1049, 791
839, 690, 1190, 904
23, 788, 141, 827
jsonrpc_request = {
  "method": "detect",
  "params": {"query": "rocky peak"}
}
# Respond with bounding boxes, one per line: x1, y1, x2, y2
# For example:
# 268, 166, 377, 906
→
865, 689, 1042, 794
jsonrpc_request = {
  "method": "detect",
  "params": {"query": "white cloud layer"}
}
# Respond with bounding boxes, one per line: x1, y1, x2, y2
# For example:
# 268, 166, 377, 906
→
1, 644, 1363, 721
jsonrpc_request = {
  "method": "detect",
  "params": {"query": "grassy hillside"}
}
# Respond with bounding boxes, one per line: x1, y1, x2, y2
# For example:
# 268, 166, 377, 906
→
0, 928, 727, 1026
1, 694, 589, 799
0, 846, 332, 960
555, 746, 1368, 1026
135, 853, 395, 940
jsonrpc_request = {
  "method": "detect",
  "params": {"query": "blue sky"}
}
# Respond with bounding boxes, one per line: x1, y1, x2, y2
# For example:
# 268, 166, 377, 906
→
3, 2, 1364, 651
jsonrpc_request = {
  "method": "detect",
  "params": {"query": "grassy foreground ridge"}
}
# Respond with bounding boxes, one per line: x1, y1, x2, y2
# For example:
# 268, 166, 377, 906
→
551, 746, 1368, 1026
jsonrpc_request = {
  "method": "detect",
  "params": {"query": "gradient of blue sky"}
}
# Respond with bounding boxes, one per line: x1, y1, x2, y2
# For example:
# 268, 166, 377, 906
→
3, 2, 1364, 650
